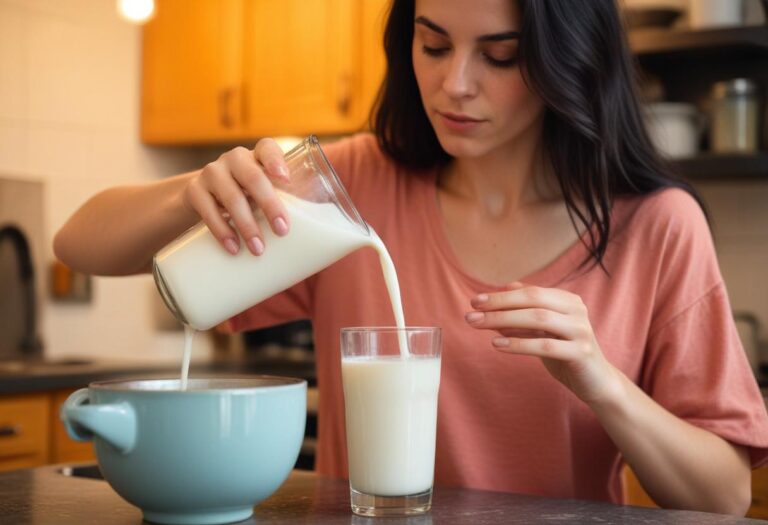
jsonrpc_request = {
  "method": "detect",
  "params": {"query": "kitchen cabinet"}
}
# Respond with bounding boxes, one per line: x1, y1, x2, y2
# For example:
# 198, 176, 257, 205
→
0, 389, 94, 472
141, 0, 388, 144
623, 464, 768, 519
141, 0, 244, 144
49, 389, 96, 465
0, 393, 49, 471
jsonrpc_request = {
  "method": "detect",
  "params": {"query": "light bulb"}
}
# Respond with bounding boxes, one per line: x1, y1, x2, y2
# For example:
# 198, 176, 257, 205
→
117, 0, 155, 24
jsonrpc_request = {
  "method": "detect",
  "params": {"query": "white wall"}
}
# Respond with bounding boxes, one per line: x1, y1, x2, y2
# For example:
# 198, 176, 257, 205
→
0, 0, 217, 363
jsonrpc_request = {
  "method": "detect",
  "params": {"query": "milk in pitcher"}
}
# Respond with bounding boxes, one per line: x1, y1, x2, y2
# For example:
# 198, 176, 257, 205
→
155, 191, 375, 331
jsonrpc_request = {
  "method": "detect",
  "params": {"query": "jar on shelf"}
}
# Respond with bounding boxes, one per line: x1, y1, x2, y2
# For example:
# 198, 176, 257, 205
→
710, 78, 761, 154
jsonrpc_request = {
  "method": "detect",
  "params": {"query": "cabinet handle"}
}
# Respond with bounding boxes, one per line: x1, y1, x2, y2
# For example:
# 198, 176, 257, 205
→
0, 425, 20, 438
218, 88, 236, 129
337, 73, 352, 117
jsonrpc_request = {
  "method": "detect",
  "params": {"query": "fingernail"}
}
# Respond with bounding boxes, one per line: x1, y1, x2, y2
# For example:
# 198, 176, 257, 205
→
474, 294, 488, 304
273, 217, 289, 236
465, 312, 484, 324
493, 337, 510, 348
223, 238, 239, 255
278, 165, 290, 178
248, 237, 264, 255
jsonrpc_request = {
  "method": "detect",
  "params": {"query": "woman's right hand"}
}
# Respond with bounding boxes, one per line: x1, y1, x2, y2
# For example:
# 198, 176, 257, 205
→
183, 138, 292, 256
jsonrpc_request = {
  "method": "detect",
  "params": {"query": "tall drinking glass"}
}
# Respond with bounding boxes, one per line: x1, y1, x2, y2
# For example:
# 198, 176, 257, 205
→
341, 327, 442, 517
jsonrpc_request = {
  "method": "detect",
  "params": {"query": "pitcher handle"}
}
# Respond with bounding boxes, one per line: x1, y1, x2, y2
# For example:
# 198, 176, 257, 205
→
60, 388, 137, 454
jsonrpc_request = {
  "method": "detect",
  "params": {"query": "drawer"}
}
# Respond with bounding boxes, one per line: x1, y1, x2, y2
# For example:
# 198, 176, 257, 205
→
748, 467, 768, 520
0, 393, 50, 470
50, 389, 95, 464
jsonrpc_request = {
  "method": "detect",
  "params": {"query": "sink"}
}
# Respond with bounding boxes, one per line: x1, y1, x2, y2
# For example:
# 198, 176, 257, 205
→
59, 464, 104, 480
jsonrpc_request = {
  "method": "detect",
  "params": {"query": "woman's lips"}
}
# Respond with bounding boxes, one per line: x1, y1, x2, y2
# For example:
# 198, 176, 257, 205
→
437, 111, 485, 133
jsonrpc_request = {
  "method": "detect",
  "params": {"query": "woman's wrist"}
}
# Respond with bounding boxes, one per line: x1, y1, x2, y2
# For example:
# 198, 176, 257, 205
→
584, 363, 632, 418
170, 171, 201, 227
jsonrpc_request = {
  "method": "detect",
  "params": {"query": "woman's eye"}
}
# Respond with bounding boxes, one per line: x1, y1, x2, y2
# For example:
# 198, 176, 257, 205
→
422, 45, 449, 57
484, 54, 518, 68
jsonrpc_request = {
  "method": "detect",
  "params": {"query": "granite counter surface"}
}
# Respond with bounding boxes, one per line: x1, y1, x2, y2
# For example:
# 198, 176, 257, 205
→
0, 359, 252, 395
0, 464, 763, 525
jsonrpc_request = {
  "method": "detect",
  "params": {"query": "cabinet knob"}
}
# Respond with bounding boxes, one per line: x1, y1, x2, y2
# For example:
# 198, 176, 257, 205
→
0, 424, 20, 438
219, 88, 236, 129
337, 73, 352, 117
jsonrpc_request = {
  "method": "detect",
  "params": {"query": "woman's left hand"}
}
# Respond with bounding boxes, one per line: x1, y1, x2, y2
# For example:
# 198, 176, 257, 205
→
465, 282, 621, 405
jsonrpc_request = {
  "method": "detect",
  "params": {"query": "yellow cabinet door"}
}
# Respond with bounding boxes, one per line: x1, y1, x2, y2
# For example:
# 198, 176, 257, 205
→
358, 0, 389, 130
241, 0, 362, 136
141, 0, 244, 144
0, 393, 49, 472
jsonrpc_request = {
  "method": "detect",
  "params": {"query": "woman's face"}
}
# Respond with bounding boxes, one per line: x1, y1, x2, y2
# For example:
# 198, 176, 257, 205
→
412, 0, 545, 160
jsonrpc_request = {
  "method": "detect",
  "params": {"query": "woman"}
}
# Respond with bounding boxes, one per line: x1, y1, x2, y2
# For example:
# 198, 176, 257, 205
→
54, 0, 768, 514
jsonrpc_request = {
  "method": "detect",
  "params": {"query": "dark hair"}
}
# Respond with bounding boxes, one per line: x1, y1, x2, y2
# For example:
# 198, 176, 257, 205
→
372, 0, 706, 269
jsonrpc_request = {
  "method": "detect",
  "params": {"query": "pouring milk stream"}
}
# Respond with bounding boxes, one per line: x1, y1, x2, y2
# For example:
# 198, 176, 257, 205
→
152, 137, 408, 388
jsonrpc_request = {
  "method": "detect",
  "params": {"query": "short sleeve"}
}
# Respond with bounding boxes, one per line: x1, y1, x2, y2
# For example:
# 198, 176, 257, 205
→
636, 190, 768, 467
644, 284, 768, 467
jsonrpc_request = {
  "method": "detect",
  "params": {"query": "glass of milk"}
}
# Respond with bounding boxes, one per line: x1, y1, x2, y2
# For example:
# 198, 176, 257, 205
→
341, 327, 442, 517
152, 136, 371, 330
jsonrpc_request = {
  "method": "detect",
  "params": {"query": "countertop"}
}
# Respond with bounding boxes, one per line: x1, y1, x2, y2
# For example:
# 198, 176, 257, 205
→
0, 358, 260, 395
0, 464, 763, 524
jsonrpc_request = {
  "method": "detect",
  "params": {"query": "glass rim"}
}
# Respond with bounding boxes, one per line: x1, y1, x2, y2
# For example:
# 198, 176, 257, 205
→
341, 326, 441, 334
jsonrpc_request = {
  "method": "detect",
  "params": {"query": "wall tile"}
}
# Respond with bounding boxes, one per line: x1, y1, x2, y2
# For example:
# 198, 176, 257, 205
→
27, 11, 138, 129
26, 123, 92, 179
0, 4, 28, 120
716, 238, 768, 335
0, 122, 29, 175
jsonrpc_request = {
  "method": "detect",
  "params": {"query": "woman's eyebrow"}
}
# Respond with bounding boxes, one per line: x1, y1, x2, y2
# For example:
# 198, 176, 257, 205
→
414, 16, 520, 42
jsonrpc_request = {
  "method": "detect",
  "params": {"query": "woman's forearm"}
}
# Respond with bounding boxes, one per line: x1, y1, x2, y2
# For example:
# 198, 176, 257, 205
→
592, 369, 752, 515
53, 171, 200, 276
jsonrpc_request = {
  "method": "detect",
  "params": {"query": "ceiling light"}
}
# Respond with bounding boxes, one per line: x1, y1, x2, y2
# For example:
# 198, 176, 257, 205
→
117, 0, 155, 24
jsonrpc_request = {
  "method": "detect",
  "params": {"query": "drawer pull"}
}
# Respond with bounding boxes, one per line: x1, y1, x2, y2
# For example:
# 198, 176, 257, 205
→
0, 425, 20, 438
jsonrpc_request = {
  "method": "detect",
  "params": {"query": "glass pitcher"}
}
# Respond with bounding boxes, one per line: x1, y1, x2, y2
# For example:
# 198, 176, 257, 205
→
153, 136, 370, 330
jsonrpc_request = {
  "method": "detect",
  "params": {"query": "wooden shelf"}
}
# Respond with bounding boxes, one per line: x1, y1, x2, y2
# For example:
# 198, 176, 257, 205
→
672, 153, 768, 180
630, 26, 768, 60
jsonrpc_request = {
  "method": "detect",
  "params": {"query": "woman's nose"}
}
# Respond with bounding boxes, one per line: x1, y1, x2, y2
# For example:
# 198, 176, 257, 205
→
442, 52, 477, 99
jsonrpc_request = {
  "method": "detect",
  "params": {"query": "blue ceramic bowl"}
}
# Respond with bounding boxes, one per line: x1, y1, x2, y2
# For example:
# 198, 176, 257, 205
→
61, 377, 306, 525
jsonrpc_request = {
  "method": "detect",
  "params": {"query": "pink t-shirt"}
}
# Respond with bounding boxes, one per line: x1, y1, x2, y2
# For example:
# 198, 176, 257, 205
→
229, 133, 768, 503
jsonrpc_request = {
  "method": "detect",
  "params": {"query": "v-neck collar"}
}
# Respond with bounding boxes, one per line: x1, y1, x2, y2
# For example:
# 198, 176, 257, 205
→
421, 170, 593, 291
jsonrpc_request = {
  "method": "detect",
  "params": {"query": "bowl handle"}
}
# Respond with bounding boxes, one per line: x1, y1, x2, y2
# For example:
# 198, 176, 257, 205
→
60, 388, 137, 454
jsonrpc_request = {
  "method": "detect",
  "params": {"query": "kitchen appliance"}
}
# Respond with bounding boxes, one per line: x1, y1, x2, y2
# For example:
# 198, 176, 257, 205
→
0, 178, 44, 360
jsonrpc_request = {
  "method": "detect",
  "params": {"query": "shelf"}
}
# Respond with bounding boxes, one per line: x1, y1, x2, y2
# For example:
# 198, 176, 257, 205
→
671, 153, 768, 180
629, 25, 768, 60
